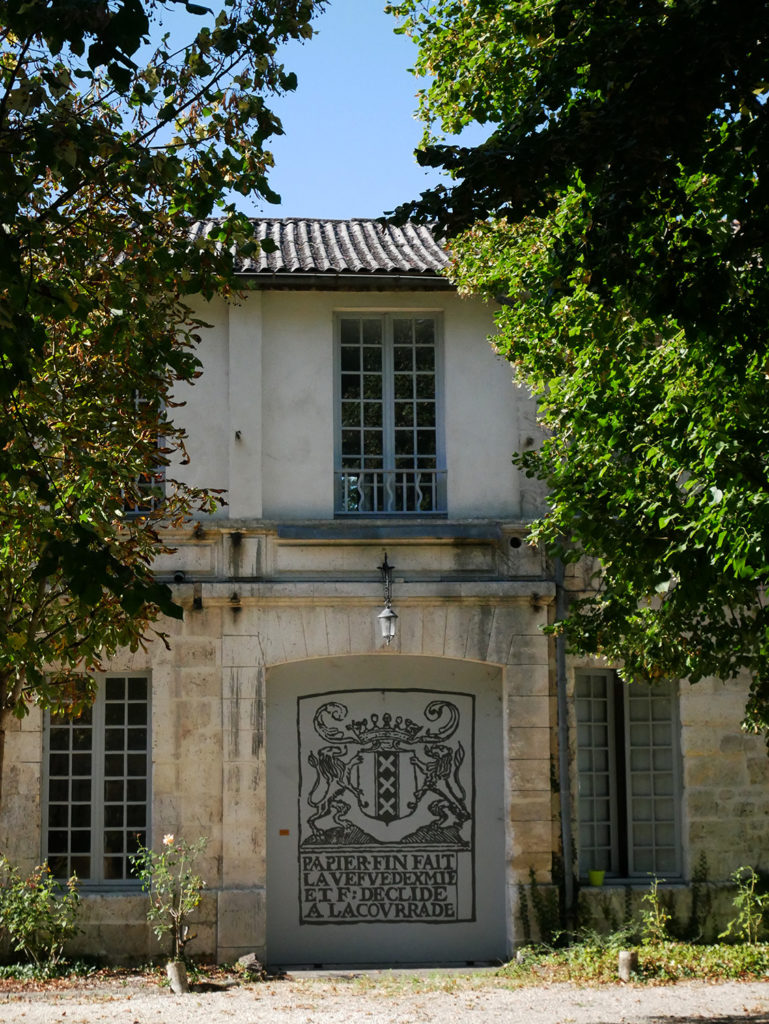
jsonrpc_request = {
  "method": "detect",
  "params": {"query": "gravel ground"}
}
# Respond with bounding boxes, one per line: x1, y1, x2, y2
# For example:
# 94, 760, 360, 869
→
0, 973, 768, 1024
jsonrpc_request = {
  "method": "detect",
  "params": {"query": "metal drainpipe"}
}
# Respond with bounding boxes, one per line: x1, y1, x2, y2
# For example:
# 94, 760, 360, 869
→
555, 557, 575, 920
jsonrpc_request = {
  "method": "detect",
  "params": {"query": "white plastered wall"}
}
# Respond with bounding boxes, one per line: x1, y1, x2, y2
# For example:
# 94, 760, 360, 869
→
175, 289, 536, 522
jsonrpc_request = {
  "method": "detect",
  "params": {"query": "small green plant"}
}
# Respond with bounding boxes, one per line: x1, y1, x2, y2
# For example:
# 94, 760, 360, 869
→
687, 851, 712, 940
640, 875, 672, 944
517, 868, 561, 945
517, 879, 532, 942
720, 865, 769, 945
0, 855, 80, 966
0, 958, 97, 981
498, 938, 769, 985
131, 834, 208, 961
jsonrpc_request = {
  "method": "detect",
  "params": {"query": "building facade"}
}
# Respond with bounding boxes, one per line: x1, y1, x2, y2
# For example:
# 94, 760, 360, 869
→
1, 219, 767, 965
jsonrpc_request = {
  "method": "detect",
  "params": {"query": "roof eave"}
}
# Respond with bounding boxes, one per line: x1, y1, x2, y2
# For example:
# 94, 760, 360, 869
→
236, 270, 454, 292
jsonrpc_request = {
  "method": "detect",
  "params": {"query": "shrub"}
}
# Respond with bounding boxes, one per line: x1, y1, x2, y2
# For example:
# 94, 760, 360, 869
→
0, 855, 80, 966
131, 834, 207, 961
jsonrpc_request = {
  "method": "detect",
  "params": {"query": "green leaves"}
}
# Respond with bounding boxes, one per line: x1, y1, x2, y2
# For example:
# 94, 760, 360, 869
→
0, 855, 81, 967
131, 835, 208, 960
0, 0, 322, 723
395, 0, 769, 735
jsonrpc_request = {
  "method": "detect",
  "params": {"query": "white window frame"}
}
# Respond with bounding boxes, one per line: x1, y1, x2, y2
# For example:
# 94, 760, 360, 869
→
575, 670, 682, 880
42, 674, 151, 887
334, 311, 447, 516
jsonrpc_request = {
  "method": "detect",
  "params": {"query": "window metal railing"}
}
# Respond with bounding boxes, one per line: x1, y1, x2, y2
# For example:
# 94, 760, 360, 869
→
335, 468, 447, 515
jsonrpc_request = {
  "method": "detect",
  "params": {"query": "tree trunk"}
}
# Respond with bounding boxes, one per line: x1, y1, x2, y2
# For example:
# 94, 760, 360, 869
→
0, 683, 8, 816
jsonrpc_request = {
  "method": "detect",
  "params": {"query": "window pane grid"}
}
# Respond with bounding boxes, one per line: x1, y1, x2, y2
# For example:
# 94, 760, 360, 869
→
340, 324, 384, 478
44, 676, 149, 884
122, 392, 165, 515
102, 678, 148, 881
575, 673, 616, 874
336, 315, 445, 515
46, 713, 93, 880
576, 672, 681, 881
625, 683, 680, 877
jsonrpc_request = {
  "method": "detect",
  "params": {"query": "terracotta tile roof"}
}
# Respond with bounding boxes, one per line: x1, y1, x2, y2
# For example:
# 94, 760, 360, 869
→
192, 218, 449, 278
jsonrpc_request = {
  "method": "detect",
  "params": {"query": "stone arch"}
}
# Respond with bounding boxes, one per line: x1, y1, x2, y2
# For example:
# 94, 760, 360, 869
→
218, 596, 553, 963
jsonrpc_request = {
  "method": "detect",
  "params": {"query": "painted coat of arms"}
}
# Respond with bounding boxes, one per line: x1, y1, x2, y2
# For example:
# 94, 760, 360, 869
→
297, 689, 475, 924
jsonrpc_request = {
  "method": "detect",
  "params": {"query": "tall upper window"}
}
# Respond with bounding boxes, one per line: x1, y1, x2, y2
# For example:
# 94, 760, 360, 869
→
122, 392, 165, 515
44, 675, 150, 884
335, 314, 445, 515
576, 671, 681, 879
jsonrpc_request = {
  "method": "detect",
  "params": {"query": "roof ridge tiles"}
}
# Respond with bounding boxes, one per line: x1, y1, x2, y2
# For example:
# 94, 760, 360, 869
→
309, 220, 333, 272
281, 218, 301, 272
359, 221, 396, 271
196, 217, 448, 277
324, 220, 356, 272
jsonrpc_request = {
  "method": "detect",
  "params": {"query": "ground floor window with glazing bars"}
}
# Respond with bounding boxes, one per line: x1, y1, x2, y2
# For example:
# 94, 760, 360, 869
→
44, 675, 150, 883
575, 670, 681, 880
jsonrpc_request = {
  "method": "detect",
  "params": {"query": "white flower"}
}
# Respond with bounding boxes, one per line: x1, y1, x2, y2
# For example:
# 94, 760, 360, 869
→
162, 833, 175, 847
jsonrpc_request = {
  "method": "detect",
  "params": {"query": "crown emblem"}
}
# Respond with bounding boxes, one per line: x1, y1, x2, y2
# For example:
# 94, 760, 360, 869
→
349, 712, 422, 749
312, 699, 460, 748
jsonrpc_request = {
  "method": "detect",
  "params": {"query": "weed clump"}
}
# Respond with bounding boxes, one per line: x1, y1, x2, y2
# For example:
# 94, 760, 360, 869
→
503, 869, 769, 985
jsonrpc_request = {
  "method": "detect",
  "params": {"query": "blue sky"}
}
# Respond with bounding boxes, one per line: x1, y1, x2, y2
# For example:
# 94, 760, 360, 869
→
149, 0, 481, 220
258, 0, 445, 219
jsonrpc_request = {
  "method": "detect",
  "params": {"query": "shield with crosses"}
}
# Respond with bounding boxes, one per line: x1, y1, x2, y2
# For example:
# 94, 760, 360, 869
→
299, 692, 471, 846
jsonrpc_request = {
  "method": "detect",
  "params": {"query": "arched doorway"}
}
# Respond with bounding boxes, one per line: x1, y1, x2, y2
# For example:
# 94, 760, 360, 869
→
265, 656, 506, 966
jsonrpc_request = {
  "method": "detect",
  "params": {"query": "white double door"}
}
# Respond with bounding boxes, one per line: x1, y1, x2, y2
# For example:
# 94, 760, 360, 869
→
266, 656, 507, 967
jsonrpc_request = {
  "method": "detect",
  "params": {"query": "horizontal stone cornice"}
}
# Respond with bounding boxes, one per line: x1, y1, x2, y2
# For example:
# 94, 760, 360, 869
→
174, 579, 555, 607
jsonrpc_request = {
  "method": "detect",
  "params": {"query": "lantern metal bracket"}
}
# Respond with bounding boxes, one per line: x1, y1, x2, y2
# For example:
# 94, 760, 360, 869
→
377, 552, 398, 645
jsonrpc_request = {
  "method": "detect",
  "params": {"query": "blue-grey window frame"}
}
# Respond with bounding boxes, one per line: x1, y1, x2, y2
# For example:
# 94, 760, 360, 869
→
333, 311, 447, 516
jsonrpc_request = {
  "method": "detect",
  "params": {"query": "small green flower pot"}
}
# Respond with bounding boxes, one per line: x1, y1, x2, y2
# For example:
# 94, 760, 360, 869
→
588, 869, 605, 887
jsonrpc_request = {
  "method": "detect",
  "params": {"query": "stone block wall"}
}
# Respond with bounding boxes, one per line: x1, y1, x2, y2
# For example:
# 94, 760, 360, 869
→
577, 881, 739, 944
0, 708, 42, 873
556, 666, 769, 942
680, 675, 769, 883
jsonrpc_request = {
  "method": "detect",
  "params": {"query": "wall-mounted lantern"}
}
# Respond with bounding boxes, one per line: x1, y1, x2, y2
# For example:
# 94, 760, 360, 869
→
377, 553, 398, 645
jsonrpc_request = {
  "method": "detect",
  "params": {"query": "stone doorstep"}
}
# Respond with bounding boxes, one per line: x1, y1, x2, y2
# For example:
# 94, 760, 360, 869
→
281, 964, 503, 977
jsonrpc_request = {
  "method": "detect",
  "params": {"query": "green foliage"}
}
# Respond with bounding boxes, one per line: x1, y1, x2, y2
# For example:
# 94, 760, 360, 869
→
0, 0, 322, 729
720, 865, 769, 945
131, 834, 208, 960
0, 855, 80, 966
506, 865, 769, 984
499, 939, 769, 985
388, 0, 769, 735
517, 868, 561, 945
640, 876, 672, 944
0, 958, 97, 980
687, 852, 713, 940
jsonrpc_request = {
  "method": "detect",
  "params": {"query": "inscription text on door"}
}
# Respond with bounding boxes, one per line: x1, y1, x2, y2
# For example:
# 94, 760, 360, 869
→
297, 689, 475, 924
